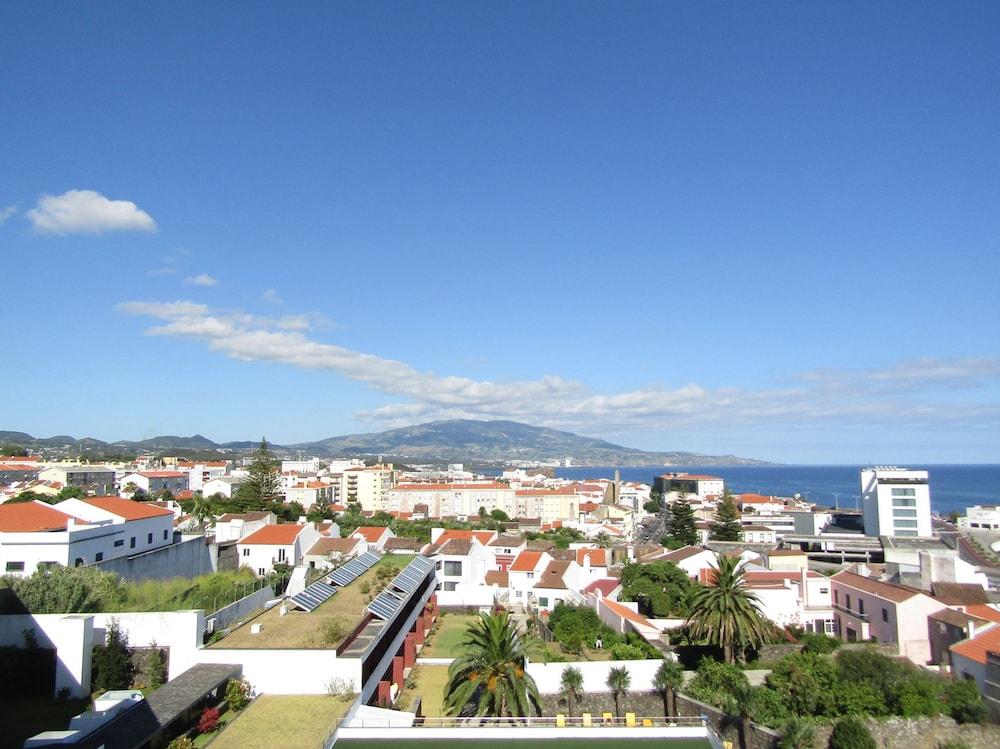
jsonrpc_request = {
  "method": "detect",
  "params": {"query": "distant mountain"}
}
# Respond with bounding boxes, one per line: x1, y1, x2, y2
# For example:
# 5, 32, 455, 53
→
291, 419, 768, 466
1, 420, 769, 466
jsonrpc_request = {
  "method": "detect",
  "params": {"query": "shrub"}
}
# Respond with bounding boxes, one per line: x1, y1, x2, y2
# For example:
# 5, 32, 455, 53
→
167, 737, 195, 749
563, 632, 584, 654
322, 618, 348, 645
197, 706, 220, 734
548, 603, 619, 649
945, 679, 987, 724
146, 643, 166, 690
938, 741, 972, 749
225, 677, 253, 712
325, 676, 356, 700
610, 643, 646, 660
827, 716, 875, 749
799, 633, 839, 655
686, 657, 749, 706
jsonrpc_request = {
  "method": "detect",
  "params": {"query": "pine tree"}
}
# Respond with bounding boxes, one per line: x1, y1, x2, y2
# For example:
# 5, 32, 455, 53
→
242, 437, 281, 505
669, 496, 699, 546
710, 492, 743, 541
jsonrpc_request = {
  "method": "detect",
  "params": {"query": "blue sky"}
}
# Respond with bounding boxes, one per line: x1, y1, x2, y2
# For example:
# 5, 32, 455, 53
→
1, 2, 998, 464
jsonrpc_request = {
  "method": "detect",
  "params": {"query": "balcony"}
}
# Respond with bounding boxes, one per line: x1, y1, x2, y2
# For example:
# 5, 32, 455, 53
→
833, 602, 869, 622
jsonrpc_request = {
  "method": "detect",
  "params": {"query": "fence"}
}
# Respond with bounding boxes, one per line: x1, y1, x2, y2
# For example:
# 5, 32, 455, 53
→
207, 585, 276, 633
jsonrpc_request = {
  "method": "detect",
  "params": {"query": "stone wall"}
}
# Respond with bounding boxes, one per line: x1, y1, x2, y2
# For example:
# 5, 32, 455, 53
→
813, 716, 1000, 749
755, 641, 898, 662
540, 689, 780, 749
95, 536, 215, 581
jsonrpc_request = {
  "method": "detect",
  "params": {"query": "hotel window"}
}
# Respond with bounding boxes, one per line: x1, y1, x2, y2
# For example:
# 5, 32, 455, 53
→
892, 498, 917, 507
894, 519, 918, 528
893, 509, 917, 517
891, 488, 916, 497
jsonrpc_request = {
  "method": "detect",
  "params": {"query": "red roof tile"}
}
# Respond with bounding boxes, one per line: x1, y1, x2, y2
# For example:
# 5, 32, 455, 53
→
83, 496, 174, 520
951, 625, 1000, 665
0, 502, 82, 532
240, 524, 306, 545
510, 550, 544, 572
353, 526, 390, 543
576, 548, 607, 566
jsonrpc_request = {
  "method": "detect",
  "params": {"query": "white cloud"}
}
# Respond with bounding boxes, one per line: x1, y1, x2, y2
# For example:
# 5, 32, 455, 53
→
27, 189, 156, 235
0, 204, 17, 225
262, 289, 282, 304
117, 300, 1000, 435
184, 274, 219, 287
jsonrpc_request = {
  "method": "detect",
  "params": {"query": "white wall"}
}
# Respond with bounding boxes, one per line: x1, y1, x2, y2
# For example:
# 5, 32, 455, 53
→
89, 610, 205, 680
0, 613, 94, 698
526, 659, 663, 694
194, 648, 361, 694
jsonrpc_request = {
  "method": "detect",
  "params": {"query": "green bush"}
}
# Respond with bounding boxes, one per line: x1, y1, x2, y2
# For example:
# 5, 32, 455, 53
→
799, 633, 840, 655
945, 679, 987, 724
321, 618, 348, 645
827, 716, 875, 749
548, 603, 619, 649
610, 643, 646, 660
225, 677, 253, 712
92, 618, 133, 692
686, 657, 749, 706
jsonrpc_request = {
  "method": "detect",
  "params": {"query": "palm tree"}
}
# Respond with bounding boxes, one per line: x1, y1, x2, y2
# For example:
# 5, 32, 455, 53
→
721, 682, 755, 749
685, 555, 770, 663
653, 658, 684, 718
191, 492, 213, 528
606, 666, 631, 718
778, 716, 815, 749
443, 610, 541, 719
560, 666, 584, 717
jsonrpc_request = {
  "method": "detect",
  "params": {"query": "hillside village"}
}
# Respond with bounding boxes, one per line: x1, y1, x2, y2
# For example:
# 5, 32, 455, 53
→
1, 447, 999, 749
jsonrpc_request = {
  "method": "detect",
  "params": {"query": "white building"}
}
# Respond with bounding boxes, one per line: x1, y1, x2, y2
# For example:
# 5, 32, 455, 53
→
282, 458, 321, 474
655, 473, 725, 499
958, 505, 1000, 531
57, 496, 175, 556
119, 471, 190, 497
213, 511, 277, 542
38, 465, 116, 496
0, 501, 119, 575
237, 522, 321, 576
176, 461, 228, 492
389, 483, 515, 518
861, 467, 932, 538
203, 476, 245, 499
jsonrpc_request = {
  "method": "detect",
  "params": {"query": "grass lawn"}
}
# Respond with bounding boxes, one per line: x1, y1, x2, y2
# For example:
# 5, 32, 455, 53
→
208, 695, 351, 749
421, 614, 478, 657
0, 696, 91, 749
212, 557, 404, 649
403, 665, 450, 717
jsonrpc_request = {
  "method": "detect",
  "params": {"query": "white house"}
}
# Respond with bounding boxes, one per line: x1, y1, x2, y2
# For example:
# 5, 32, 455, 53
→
428, 531, 494, 593
237, 523, 322, 576
203, 477, 245, 499
351, 526, 395, 551
304, 536, 362, 570
119, 471, 190, 497
213, 511, 277, 543
57, 497, 175, 557
0, 501, 119, 575
508, 550, 550, 606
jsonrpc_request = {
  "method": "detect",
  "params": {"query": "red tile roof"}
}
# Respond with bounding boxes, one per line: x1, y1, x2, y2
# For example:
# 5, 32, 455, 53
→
353, 526, 391, 543
831, 571, 921, 603
137, 471, 187, 478
584, 579, 621, 596
965, 605, 1000, 624
434, 529, 496, 546
0, 502, 82, 532
576, 548, 607, 566
394, 482, 508, 491
83, 496, 174, 520
951, 624, 1000, 665
240, 524, 306, 545
510, 550, 544, 572
601, 598, 655, 629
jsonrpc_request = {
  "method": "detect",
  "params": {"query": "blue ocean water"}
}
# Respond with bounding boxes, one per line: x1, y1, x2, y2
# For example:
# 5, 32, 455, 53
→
553, 465, 1000, 516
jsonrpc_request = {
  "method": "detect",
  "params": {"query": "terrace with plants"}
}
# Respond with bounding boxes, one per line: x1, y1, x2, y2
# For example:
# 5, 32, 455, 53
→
208, 556, 403, 650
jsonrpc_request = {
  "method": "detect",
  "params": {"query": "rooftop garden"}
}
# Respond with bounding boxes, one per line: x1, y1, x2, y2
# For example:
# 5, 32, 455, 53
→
210, 556, 402, 649
205, 694, 350, 749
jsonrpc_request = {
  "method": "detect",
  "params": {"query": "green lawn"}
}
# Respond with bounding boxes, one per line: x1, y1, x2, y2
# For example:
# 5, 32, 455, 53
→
0, 696, 91, 749
208, 695, 351, 749
421, 614, 478, 657
337, 741, 710, 749
404, 665, 450, 717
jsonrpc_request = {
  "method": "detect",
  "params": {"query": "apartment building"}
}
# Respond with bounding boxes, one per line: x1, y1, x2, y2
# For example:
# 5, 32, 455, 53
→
57, 496, 176, 557
861, 466, 932, 538
654, 473, 724, 499
120, 471, 190, 496
0, 501, 119, 575
388, 482, 515, 518
38, 465, 116, 496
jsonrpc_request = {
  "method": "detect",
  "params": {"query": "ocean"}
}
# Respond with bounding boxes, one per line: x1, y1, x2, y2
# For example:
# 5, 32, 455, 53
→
552, 464, 1000, 516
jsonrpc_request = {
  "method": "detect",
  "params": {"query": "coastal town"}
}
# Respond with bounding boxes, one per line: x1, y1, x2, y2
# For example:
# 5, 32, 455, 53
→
1, 445, 998, 749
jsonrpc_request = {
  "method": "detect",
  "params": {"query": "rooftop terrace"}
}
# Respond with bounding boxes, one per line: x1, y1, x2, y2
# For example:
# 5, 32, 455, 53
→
210, 556, 403, 650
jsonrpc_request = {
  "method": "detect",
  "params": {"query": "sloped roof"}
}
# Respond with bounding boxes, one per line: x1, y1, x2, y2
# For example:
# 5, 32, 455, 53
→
951, 624, 1000, 665
240, 524, 305, 545
488, 534, 525, 547
83, 496, 174, 521
485, 570, 509, 587
384, 537, 424, 551
601, 598, 656, 629
831, 571, 921, 603
576, 548, 607, 566
308, 537, 361, 556
437, 538, 473, 555
0, 502, 81, 532
434, 529, 495, 546
583, 579, 621, 597
353, 526, 390, 542
534, 560, 571, 590
510, 550, 544, 572
965, 604, 1000, 624
931, 582, 989, 606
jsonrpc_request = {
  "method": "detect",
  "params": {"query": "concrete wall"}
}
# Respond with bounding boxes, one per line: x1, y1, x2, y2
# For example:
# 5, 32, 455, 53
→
194, 647, 360, 694
0, 614, 94, 698
527, 659, 663, 694
208, 585, 275, 632
89, 610, 205, 680
94, 535, 215, 581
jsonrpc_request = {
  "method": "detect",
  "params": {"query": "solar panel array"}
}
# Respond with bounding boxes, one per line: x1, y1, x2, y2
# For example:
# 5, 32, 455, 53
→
367, 555, 436, 621
288, 578, 337, 612
329, 550, 382, 587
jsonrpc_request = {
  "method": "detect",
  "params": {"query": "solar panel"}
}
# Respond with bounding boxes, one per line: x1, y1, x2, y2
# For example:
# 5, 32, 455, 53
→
369, 589, 403, 620
392, 566, 425, 594
288, 579, 337, 612
329, 550, 382, 587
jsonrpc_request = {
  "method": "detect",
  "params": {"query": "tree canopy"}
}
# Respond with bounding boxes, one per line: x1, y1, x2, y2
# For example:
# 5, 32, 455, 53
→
618, 560, 696, 617
667, 496, 698, 547
710, 492, 742, 541
685, 555, 770, 662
